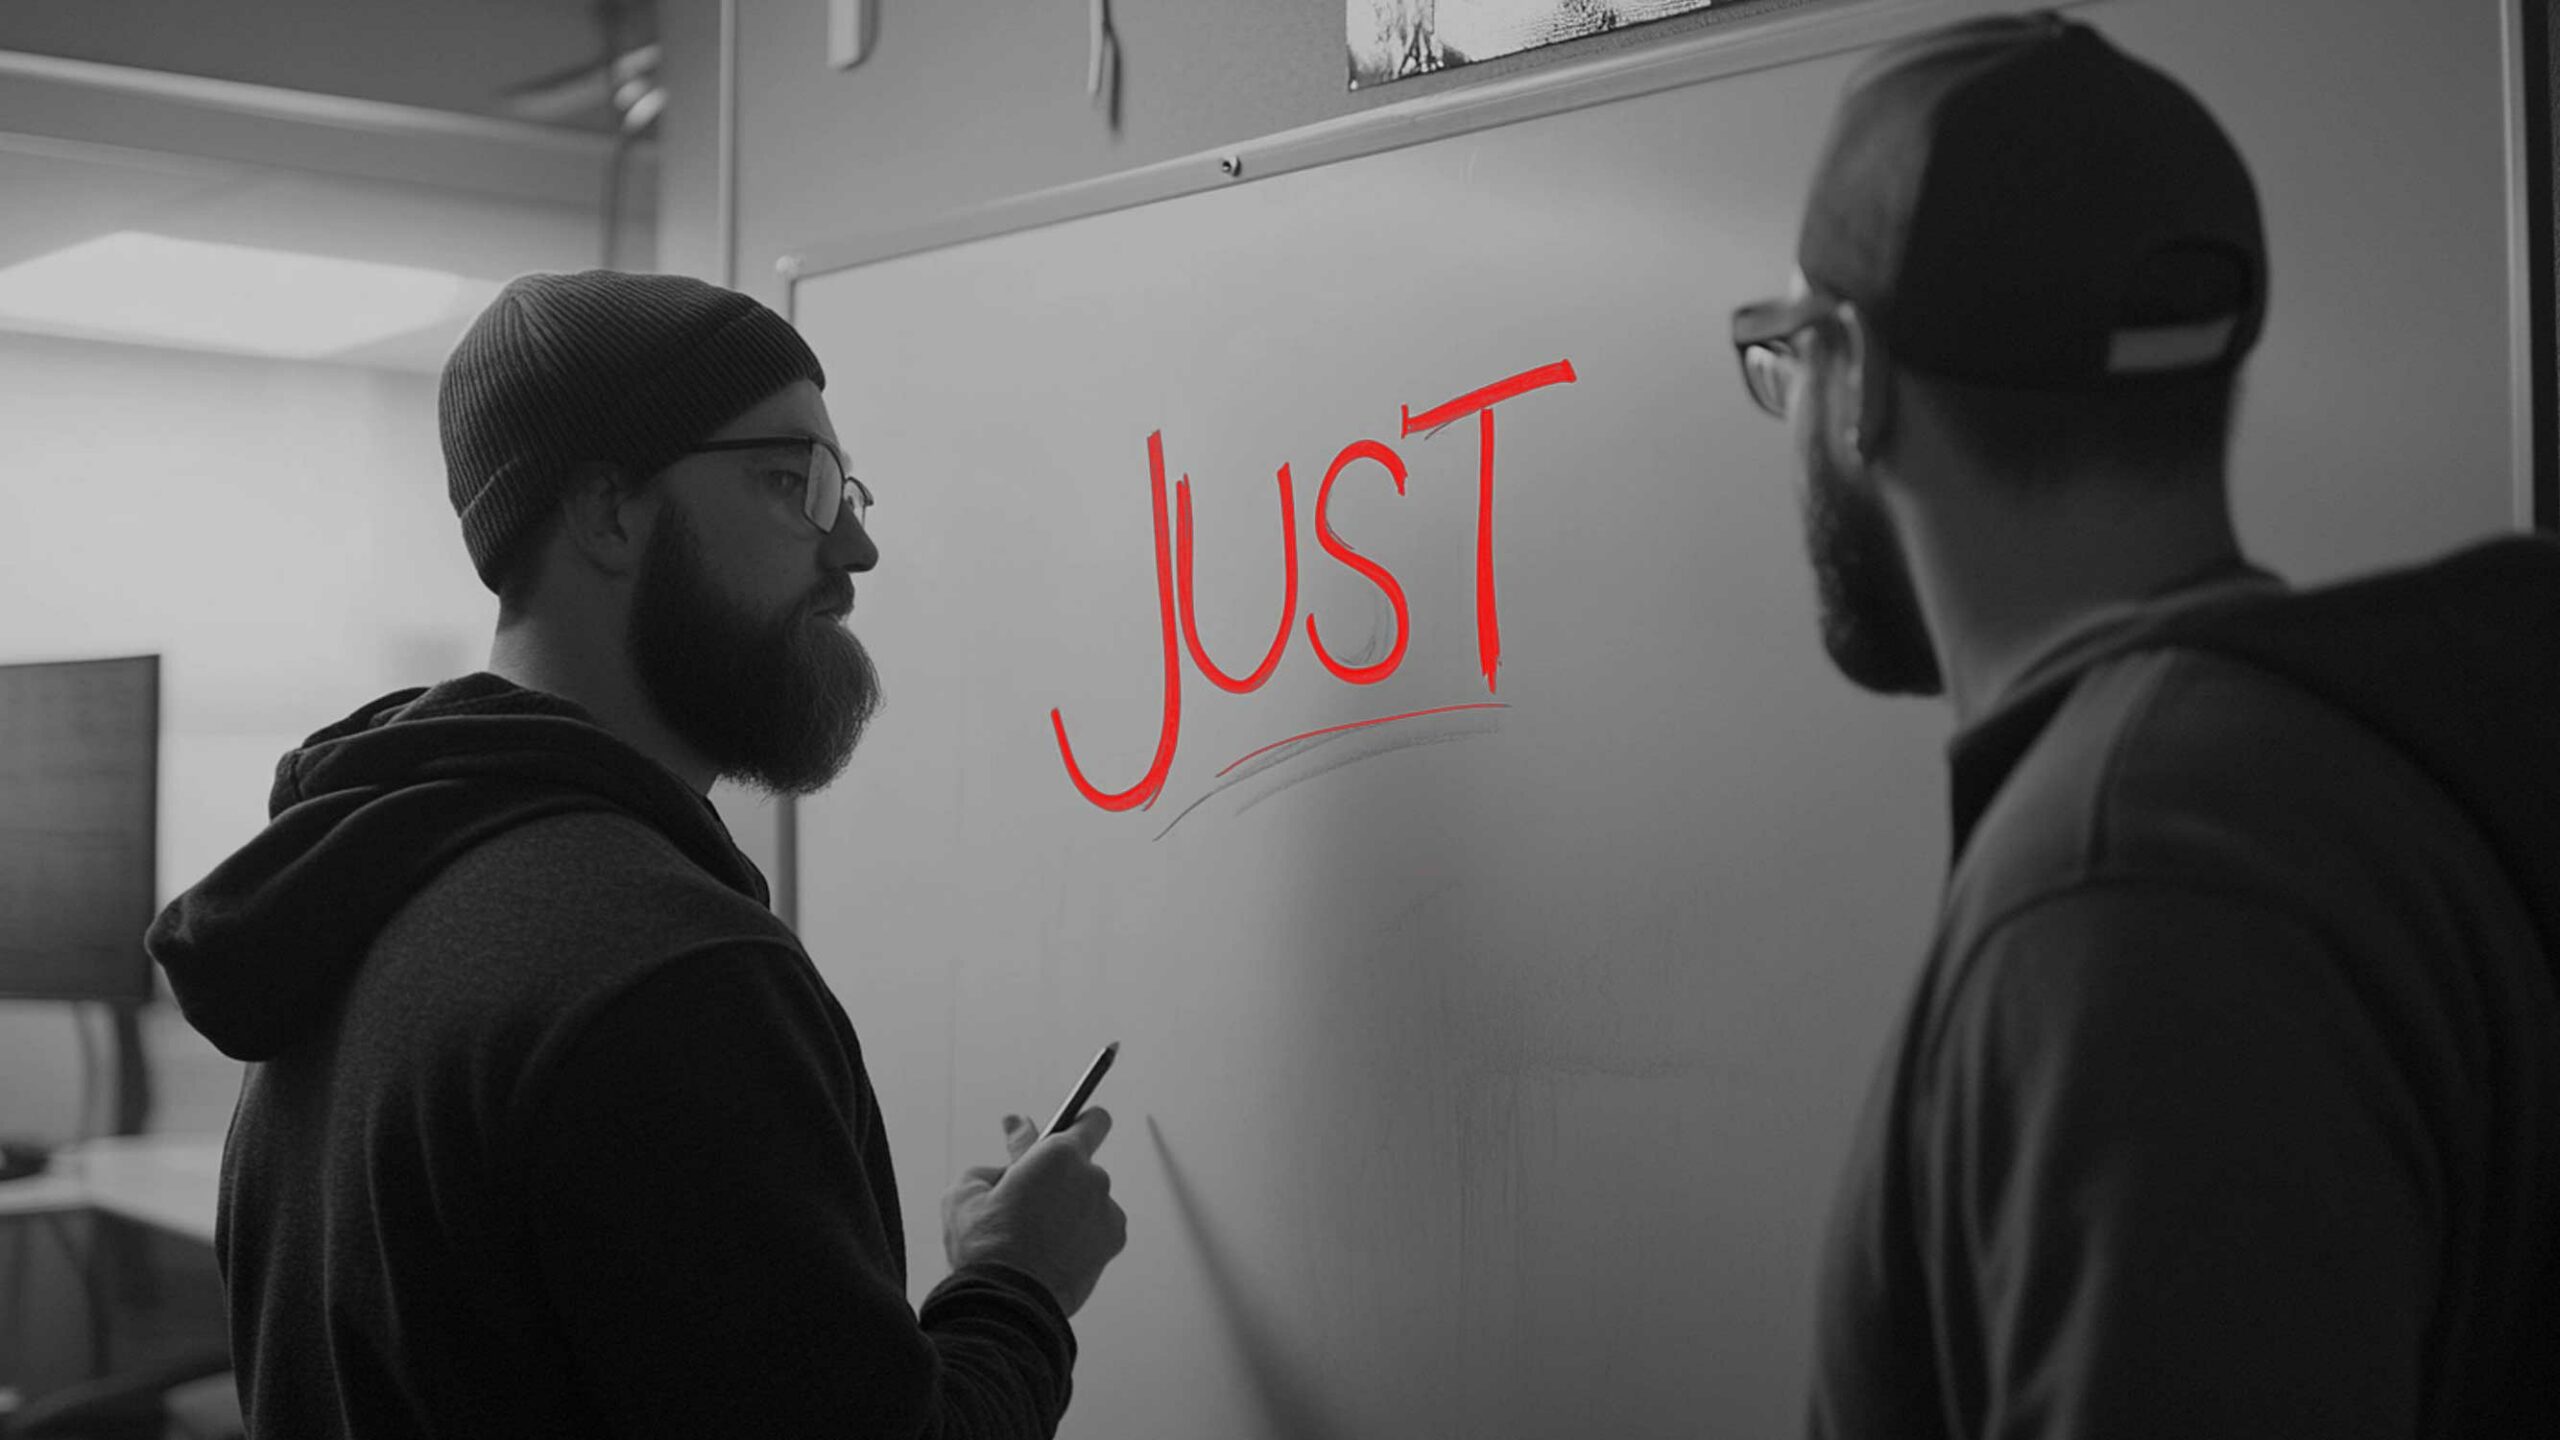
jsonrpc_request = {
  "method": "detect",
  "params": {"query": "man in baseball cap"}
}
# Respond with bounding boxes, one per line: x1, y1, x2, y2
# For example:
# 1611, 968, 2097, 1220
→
1734, 13, 2559, 1435
150, 270, 1126, 1437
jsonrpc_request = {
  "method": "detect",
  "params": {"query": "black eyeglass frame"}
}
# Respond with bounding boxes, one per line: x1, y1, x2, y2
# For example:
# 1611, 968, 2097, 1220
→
1730, 290, 1848, 418
686, 435, 873, 535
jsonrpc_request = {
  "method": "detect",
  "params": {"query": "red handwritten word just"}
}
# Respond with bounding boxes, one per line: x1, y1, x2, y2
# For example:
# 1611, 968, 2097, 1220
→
1049, 360, 1578, 813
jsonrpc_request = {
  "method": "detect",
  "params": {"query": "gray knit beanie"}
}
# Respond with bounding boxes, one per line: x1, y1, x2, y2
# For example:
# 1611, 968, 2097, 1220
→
439, 269, 826, 593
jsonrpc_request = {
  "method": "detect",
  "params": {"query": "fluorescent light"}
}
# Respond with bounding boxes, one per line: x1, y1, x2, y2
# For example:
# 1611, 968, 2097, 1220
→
0, 231, 471, 360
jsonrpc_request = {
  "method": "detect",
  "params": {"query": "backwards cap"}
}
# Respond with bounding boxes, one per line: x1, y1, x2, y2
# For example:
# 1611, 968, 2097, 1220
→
1797, 11, 2265, 388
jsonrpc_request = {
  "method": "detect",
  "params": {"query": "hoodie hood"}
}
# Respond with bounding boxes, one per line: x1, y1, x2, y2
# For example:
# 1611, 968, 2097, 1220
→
1952, 534, 2560, 966
147, 672, 771, 1061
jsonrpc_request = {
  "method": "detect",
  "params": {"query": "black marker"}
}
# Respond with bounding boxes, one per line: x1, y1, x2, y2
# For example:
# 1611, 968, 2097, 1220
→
1039, 1041, 1120, 1140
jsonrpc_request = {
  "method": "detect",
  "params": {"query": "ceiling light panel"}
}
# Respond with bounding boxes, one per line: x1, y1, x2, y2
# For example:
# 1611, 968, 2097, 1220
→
0, 231, 479, 360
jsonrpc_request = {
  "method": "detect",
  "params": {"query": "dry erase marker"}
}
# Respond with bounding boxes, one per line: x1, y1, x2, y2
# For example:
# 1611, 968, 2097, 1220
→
1040, 1041, 1119, 1140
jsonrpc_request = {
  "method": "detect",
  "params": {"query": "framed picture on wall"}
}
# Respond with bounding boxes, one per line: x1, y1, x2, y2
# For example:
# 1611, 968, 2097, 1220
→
1349, 0, 1716, 86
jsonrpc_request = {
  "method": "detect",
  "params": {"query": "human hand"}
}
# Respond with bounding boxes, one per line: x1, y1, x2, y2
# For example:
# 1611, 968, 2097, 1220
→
941, 1108, 1128, 1318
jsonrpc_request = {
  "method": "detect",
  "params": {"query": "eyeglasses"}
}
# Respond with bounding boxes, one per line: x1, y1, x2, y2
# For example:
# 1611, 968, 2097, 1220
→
686, 435, 873, 535
1730, 290, 1845, 418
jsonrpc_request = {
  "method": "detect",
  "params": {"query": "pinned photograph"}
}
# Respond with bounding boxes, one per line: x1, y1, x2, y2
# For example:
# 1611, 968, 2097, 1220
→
1349, 0, 1715, 86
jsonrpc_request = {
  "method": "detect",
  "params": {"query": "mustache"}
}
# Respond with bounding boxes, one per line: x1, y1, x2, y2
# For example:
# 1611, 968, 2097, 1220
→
811, 580, 855, 615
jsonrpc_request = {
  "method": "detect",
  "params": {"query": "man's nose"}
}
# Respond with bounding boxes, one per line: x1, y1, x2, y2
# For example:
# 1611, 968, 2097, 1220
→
825, 512, 878, 573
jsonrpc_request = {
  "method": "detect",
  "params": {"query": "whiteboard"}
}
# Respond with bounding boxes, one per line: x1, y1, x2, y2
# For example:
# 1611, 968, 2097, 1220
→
787, 2, 2522, 1435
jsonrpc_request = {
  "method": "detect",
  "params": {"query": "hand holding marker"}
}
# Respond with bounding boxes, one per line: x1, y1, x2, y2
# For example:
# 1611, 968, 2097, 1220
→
1040, 1040, 1119, 1140
941, 1042, 1129, 1317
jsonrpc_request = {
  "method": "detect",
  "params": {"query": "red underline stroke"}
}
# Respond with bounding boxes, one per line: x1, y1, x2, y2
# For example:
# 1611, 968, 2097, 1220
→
1213, 701, 1511, 779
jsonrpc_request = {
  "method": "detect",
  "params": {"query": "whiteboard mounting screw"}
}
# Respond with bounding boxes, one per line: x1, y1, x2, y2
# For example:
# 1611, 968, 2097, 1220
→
1219, 154, 1243, 178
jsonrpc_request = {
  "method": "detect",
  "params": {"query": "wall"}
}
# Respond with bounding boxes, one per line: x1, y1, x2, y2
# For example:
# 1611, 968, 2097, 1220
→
0, 332, 492, 1140
662, 2, 2530, 540
656, 0, 1810, 308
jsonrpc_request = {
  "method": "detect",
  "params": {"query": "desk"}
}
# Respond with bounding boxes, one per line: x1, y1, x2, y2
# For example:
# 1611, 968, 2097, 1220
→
0, 1135, 229, 1435
0, 1135, 222, 1246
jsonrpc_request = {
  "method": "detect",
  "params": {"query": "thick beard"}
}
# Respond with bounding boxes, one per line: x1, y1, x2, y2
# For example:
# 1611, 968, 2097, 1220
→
1799, 405, 1942, 697
626, 501, 882, 796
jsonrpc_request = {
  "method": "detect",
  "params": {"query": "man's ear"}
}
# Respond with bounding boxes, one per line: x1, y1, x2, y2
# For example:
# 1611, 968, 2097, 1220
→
556, 460, 652, 578
1830, 301, 1897, 464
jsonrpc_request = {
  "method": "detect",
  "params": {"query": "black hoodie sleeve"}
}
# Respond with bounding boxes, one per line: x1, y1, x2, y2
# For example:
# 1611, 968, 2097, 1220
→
1915, 885, 2438, 1439
517, 942, 1077, 1439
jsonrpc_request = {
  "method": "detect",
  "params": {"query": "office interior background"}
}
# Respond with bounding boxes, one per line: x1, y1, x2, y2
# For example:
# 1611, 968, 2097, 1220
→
0, 3, 695, 1429
0, 0, 681, 1137
2, 0, 2555, 1436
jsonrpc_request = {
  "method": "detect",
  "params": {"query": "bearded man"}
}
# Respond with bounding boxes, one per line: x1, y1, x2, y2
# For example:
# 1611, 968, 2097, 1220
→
149, 271, 1125, 1438
1734, 14, 2559, 1437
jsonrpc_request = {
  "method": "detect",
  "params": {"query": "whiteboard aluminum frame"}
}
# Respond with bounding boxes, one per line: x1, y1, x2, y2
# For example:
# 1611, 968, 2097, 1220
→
777, 0, 2095, 284
2503, 0, 2542, 531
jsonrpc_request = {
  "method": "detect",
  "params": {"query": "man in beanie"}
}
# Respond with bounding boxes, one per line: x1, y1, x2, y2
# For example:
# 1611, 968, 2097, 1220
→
1734, 13, 2559, 1437
148, 270, 1124, 1437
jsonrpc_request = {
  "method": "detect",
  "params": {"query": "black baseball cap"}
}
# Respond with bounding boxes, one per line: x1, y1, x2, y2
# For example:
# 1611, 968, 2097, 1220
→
1780, 11, 2265, 388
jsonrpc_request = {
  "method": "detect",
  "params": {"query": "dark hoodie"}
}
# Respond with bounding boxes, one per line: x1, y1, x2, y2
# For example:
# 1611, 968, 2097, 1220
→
1810, 535, 2560, 1440
147, 673, 1076, 1439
